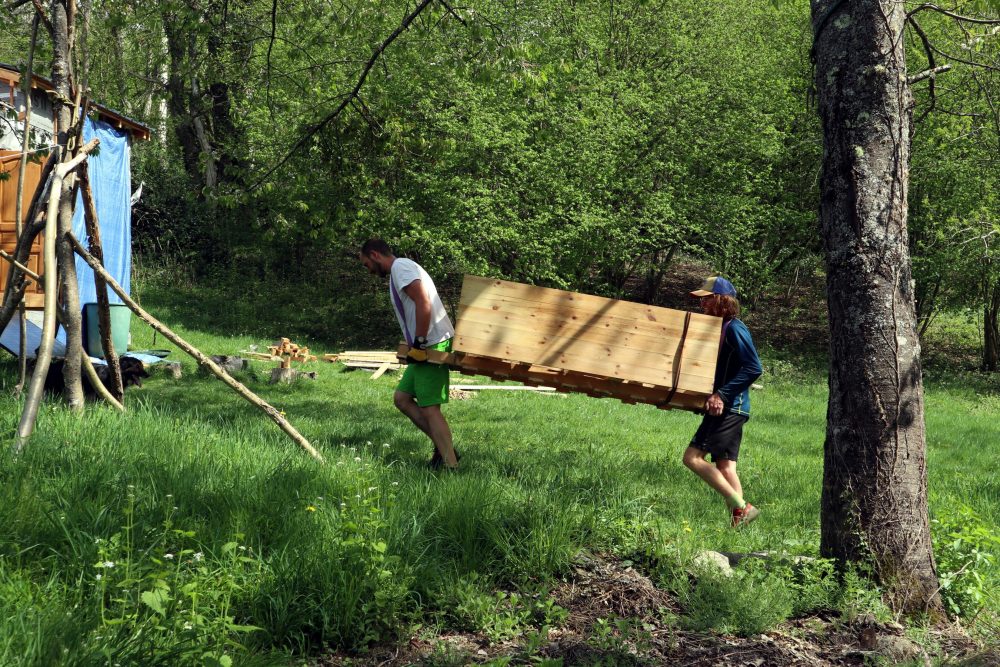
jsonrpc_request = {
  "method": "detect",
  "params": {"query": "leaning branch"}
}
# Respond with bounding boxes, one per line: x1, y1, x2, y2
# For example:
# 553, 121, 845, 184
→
13, 138, 99, 453
29, 0, 51, 36
250, 0, 435, 188
70, 235, 324, 463
0, 249, 40, 281
906, 3, 1000, 25
909, 64, 952, 85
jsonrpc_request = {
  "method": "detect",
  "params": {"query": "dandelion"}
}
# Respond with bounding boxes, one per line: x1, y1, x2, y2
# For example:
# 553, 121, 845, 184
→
193, 552, 204, 562
164, 553, 174, 560
306, 506, 317, 512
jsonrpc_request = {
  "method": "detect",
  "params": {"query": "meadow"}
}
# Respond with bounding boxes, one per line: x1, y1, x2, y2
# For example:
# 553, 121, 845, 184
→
0, 281, 997, 665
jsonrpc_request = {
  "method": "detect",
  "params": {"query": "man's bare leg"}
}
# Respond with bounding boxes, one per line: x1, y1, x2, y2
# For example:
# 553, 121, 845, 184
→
394, 391, 458, 467
716, 459, 743, 498
422, 404, 458, 468
682, 447, 739, 498
394, 390, 431, 436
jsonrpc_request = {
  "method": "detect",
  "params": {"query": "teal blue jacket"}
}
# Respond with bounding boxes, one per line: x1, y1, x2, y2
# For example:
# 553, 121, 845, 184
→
715, 318, 762, 417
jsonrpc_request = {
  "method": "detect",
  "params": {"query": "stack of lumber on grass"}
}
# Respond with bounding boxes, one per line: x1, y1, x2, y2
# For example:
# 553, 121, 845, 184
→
397, 275, 721, 412
325, 350, 403, 378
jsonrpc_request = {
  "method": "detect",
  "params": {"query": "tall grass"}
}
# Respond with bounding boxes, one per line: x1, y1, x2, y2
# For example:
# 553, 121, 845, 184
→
0, 284, 997, 663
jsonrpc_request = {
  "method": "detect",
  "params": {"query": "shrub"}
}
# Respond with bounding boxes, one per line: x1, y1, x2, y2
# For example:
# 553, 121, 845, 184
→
932, 504, 1000, 618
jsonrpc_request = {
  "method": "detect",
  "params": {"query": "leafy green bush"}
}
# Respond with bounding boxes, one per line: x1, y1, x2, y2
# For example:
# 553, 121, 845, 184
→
681, 559, 794, 636
932, 504, 1000, 618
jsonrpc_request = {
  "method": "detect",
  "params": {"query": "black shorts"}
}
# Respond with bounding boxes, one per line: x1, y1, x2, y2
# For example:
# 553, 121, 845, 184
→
690, 413, 748, 462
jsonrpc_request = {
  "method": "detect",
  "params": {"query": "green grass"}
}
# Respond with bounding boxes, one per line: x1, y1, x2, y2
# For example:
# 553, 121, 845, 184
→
0, 280, 997, 664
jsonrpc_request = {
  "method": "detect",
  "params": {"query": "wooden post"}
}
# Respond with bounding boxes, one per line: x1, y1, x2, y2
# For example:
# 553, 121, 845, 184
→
13, 14, 40, 393
13, 140, 99, 454
70, 234, 324, 463
79, 163, 123, 400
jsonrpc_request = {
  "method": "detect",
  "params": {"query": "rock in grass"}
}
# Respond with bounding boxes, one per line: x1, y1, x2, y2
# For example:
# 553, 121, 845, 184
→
691, 550, 732, 576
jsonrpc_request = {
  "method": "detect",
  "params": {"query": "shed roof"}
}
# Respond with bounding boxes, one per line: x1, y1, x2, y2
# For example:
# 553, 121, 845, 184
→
0, 62, 151, 141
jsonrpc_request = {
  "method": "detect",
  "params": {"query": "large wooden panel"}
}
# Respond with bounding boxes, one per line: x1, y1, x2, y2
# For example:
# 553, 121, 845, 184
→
455, 275, 720, 396
0, 151, 45, 302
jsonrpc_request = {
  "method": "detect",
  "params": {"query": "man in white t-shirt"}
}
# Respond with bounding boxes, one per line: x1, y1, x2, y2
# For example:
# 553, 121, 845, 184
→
360, 239, 459, 469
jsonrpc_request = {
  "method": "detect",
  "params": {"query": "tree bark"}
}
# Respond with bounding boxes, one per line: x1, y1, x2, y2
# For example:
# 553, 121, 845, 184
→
982, 268, 1000, 371
49, 0, 85, 410
79, 163, 124, 400
811, 0, 943, 616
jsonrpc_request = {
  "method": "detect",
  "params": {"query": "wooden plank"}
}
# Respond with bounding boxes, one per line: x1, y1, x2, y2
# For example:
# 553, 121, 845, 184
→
454, 332, 714, 391
455, 305, 718, 376
451, 384, 556, 391
458, 292, 721, 341
457, 303, 719, 361
460, 276, 721, 335
370, 361, 392, 380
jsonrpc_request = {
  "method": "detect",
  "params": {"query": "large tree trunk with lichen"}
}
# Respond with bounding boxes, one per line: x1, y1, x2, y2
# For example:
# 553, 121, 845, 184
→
811, 0, 942, 616
50, 0, 85, 410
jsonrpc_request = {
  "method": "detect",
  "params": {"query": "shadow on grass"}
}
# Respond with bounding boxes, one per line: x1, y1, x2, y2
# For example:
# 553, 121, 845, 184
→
133, 269, 399, 351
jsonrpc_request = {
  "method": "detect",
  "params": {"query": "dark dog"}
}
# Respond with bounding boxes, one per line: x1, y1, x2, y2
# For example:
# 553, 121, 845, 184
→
34, 356, 150, 399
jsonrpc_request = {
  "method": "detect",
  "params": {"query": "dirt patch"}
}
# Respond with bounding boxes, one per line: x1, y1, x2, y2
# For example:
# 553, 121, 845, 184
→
313, 553, 985, 666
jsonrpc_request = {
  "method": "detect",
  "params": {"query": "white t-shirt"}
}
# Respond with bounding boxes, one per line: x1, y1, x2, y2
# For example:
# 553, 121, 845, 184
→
389, 258, 455, 346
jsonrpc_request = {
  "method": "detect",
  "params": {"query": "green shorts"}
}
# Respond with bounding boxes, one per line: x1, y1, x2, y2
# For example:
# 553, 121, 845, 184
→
397, 338, 452, 407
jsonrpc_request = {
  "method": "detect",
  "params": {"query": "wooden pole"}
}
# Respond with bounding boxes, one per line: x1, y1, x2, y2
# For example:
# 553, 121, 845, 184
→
70, 234, 324, 463
53, 305, 124, 413
13, 139, 99, 454
13, 14, 40, 393
14, 149, 64, 454
79, 163, 123, 400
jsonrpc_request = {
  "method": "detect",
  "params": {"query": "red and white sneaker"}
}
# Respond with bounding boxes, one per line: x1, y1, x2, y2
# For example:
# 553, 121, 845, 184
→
731, 503, 760, 528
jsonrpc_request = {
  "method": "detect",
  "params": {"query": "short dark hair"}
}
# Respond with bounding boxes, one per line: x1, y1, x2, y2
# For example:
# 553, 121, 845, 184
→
360, 238, 392, 257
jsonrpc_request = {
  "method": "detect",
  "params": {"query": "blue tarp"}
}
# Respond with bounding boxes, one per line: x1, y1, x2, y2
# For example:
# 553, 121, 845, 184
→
72, 116, 132, 306
2, 116, 132, 356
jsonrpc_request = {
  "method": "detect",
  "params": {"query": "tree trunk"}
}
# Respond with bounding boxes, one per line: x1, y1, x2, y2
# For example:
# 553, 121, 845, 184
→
50, 0, 85, 410
811, 0, 942, 616
982, 270, 1000, 371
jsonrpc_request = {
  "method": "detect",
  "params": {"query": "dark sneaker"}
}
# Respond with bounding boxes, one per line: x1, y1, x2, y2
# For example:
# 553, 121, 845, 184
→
731, 503, 760, 528
428, 448, 460, 470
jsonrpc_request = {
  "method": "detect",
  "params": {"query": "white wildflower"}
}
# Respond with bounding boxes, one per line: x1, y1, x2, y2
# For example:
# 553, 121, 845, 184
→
101, 561, 115, 569
193, 552, 204, 562
164, 553, 174, 560
95, 574, 102, 581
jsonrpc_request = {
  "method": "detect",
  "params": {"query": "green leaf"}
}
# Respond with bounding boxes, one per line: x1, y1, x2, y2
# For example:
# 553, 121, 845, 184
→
141, 588, 170, 616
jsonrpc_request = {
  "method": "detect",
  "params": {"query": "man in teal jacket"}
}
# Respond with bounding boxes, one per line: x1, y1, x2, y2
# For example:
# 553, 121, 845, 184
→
682, 276, 763, 527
